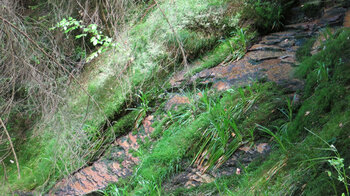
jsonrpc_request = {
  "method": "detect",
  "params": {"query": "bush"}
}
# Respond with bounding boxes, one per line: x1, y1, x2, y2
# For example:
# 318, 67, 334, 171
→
243, 0, 294, 33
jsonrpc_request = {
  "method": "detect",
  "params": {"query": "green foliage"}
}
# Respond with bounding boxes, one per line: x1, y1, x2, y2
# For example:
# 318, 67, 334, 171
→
186, 29, 256, 77
296, 29, 350, 80
193, 84, 266, 171
257, 124, 287, 152
2, 0, 296, 194
254, 0, 284, 30
193, 96, 243, 171
134, 177, 162, 196
182, 4, 240, 36
243, 0, 293, 33
219, 28, 253, 60
18, 0, 245, 192
74, 46, 87, 61
301, 0, 323, 18
165, 28, 350, 196
110, 111, 140, 136
305, 128, 350, 196
51, 17, 116, 62
106, 82, 284, 195
315, 61, 330, 83
167, 29, 218, 61
219, 28, 350, 195
128, 91, 151, 131
295, 37, 316, 61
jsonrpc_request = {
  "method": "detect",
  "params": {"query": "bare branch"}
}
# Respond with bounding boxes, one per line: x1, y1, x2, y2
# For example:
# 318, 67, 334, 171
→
0, 117, 20, 179
0, 15, 112, 127
153, 0, 188, 68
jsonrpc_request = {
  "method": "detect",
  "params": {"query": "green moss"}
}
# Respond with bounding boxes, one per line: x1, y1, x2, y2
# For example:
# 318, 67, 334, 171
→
134, 114, 209, 194
6, 0, 338, 194
110, 110, 139, 135
296, 29, 350, 79
166, 29, 219, 62
185, 42, 231, 77
150, 116, 170, 139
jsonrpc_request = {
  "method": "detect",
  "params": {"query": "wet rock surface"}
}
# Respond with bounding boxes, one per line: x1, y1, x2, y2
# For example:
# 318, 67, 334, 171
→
163, 143, 271, 190
186, 30, 307, 91
171, 6, 348, 92
165, 94, 190, 111
50, 116, 155, 195
345, 9, 350, 27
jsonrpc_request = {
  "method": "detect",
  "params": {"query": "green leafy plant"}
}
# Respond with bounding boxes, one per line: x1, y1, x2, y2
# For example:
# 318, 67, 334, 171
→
305, 128, 350, 196
278, 96, 295, 136
193, 99, 243, 171
245, 0, 285, 33
81, 123, 101, 142
135, 177, 162, 196
100, 184, 130, 196
256, 124, 287, 152
219, 28, 251, 61
322, 28, 337, 42
51, 17, 117, 62
193, 85, 263, 171
315, 61, 329, 83
129, 91, 151, 131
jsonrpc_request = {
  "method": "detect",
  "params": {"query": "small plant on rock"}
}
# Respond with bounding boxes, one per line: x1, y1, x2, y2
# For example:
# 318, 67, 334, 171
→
219, 28, 252, 62
129, 90, 151, 131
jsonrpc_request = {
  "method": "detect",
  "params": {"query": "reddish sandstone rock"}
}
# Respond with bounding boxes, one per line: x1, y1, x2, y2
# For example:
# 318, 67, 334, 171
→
345, 10, 350, 27
165, 95, 190, 111
213, 81, 231, 91
50, 116, 155, 195
169, 7, 347, 93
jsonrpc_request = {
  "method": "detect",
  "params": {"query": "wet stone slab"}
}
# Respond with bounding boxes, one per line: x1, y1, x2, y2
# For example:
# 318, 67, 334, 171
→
163, 143, 272, 191
50, 116, 155, 195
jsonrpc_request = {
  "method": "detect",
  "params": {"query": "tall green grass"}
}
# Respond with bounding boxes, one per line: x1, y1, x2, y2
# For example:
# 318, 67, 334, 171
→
153, 28, 350, 196
195, 10, 350, 196
100, 81, 286, 195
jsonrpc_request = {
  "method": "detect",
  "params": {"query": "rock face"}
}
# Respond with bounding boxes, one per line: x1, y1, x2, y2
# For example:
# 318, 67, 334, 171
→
345, 9, 350, 27
165, 94, 190, 111
50, 116, 155, 195
171, 6, 347, 92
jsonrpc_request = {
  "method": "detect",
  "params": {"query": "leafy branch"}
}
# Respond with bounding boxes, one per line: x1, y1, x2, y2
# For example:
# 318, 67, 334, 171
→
51, 17, 117, 62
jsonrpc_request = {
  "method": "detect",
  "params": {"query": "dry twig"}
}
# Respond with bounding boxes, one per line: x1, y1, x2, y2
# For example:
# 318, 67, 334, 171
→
153, 0, 188, 68
0, 15, 112, 127
0, 118, 20, 179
